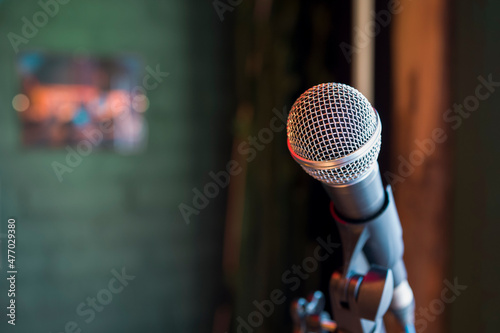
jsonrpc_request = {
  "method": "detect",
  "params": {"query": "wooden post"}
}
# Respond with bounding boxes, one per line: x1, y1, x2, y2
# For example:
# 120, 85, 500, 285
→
389, 0, 452, 332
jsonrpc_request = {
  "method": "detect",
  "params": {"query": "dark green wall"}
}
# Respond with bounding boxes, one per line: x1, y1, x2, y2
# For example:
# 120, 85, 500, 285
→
451, 1, 500, 332
0, 1, 231, 332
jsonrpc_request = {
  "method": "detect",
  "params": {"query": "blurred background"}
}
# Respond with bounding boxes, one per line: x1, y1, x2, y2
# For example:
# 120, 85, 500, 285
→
0, 0, 498, 332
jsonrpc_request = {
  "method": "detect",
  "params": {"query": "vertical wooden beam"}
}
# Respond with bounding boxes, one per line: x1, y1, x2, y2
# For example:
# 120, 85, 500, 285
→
352, 0, 375, 103
390, 0, 452, 332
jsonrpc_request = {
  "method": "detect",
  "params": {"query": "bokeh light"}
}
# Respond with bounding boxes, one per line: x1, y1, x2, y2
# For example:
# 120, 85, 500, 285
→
12, 93, 30, 112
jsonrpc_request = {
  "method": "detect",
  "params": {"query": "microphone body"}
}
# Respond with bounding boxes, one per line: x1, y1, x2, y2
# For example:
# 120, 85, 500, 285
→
322, 163, 384, 221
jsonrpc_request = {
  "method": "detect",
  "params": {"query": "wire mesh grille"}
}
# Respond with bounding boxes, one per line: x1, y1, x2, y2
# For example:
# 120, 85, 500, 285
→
287, 83, 381, 184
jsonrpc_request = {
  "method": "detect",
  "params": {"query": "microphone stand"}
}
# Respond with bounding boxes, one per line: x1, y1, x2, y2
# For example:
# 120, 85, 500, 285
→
328, 190, 394, 333
292, 185, 406, 333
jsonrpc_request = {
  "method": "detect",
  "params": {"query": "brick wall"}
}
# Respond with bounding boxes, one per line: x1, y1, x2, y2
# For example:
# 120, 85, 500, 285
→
0, 1, 231, 332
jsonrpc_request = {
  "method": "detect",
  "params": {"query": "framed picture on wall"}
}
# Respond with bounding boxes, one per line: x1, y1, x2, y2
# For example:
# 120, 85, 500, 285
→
14, 52, 148, 153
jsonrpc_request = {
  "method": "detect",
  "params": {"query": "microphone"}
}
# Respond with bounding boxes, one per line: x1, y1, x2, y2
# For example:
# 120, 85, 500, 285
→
287, 83, 414, 330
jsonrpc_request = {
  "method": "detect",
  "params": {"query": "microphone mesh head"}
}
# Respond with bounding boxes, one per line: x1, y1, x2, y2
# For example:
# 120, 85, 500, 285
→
287, 83, 381, 185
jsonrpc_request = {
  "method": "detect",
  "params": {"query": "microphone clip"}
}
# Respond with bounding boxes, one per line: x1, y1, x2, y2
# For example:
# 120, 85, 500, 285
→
328, 185, 405, 333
